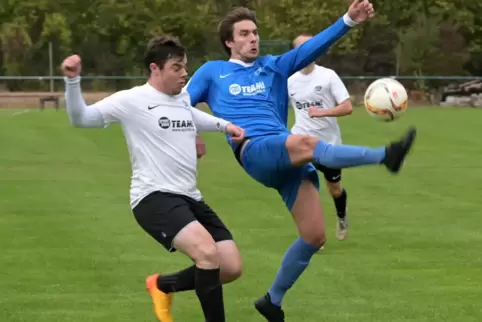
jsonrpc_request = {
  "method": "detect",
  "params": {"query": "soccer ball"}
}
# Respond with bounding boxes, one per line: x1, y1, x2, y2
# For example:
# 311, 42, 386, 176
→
364, 78, 408, 121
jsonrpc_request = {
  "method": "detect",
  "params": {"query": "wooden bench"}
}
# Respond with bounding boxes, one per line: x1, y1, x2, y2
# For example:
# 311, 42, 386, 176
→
0, 92, 62, 110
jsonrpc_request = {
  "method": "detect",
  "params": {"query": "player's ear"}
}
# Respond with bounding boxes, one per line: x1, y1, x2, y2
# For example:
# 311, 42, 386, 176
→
225, 40, 234, 50
149, 62, 159, 74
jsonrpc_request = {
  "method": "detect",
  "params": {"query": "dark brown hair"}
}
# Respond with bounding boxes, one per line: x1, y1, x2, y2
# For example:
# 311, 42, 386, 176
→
218, 7, 257, 55
144, 35, 185, 74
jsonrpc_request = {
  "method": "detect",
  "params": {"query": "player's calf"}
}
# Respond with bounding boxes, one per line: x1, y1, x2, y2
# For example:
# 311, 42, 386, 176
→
217, 240, 243, 283
173, 222, 226, 322
261, 180, 324, 319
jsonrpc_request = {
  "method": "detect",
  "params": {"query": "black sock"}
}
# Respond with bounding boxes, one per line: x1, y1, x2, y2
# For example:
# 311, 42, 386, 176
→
157, 265, 196, 293
333, 189, 347, 219
195, 267, 225, 322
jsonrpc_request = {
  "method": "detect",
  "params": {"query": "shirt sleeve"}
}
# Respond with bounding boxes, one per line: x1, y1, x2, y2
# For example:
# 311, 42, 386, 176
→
271, 14, 357, 78
64, 76, 128, 128
190, 107, 230, 132
185, 62, 213, 106
329, 71, 350, 104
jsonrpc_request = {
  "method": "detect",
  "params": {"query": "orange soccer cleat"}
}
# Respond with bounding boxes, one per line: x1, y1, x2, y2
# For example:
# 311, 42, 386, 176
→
146, 274, 174, 322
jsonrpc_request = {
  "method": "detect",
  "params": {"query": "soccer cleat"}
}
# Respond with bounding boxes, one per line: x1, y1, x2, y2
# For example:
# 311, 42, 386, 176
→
146, 274, 174, 322
383, 126, 417, 173
254, 293, 285, 322
336, 215, 349, 241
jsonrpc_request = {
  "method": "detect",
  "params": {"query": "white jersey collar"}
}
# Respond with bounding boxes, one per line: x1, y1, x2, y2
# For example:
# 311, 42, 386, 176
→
229, 58, 254, 67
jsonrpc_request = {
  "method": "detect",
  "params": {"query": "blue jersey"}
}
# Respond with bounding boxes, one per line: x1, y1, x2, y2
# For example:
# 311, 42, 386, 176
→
187, 16, 353, 151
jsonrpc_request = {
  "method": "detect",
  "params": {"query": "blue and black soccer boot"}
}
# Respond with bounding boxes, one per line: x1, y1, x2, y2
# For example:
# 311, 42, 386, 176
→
383, 126, 417, 173
254, 293, 285, 322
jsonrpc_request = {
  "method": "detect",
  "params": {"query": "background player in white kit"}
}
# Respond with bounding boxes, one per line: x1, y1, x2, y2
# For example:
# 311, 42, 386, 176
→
61, 35, 245, 322
288, 33, 353, 243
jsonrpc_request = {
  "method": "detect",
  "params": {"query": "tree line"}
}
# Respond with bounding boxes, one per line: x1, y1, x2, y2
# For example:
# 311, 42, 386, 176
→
1, 0, 481, 91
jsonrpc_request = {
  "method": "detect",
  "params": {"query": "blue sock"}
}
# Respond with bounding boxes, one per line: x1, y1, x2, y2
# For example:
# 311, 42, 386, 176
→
313, 140, 386, 169
268, 237, 319, 307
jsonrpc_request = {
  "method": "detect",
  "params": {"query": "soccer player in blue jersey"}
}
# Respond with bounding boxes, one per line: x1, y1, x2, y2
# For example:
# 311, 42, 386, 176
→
186, 1, 416, 321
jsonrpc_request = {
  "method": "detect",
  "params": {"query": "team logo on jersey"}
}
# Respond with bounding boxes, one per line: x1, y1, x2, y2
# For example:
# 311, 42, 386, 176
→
229, 84, 242, 95
229, 82, 266, 96
159, 117, 171, 129
314, 85, 322, 92
158, 117, 195, 132
295, 100, 323, 110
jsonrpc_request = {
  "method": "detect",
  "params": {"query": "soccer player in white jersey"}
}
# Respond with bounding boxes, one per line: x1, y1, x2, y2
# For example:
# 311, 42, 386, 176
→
61, 35, 246, 322
288, 33, 352, 242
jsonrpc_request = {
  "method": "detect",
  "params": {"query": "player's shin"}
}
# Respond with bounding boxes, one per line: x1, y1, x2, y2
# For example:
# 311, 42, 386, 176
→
195, 267, 225, 322
265, 180, 324, 308
268, 237, 320, 307
173, 222, 226, 321
157, 266, 196, 293
313, 140, 386, 168
330, 186, 347, 218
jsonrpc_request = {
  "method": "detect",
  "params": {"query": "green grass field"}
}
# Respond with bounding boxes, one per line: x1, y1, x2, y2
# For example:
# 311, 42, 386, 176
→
1, 106, 481, 322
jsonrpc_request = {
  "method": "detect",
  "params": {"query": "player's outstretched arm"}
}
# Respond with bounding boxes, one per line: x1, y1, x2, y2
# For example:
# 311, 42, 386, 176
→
191, 107, 230, 132
64, 77, 106, 128
62, 55, 106, 128
62, 55, 126, 128
274, 0, 374, 77
190, 108, 245, 142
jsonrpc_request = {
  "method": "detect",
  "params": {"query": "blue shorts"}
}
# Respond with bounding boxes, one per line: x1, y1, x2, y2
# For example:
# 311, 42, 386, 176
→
239, 134, 320, 210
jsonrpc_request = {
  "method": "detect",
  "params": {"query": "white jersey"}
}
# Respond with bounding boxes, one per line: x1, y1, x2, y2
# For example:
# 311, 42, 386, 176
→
288, 65, 350, 145
64, 79, 229, 208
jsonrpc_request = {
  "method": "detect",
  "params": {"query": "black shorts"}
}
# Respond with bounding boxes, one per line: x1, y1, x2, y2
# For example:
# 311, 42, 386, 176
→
132, 191, 233, 252
315, 164, 342, 183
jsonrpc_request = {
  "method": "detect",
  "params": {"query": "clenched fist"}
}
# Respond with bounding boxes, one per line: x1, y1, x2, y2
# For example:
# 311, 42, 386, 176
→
347, 0, 375, 23
61, 55, 82, 78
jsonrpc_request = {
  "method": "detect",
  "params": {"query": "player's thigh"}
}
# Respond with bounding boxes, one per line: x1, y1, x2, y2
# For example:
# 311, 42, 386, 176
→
279, 168, 326, 247
316, 163, 342, 183
172, 221, 219, 268
132, 191, 198, 253
316, 164, 343, 196
240, 134, 292, 188
278, 163, 319, 212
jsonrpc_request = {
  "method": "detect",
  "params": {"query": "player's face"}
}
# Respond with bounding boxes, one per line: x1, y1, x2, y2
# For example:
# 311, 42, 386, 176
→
228, 20, 259, 62
293, 35, 312, 48
293, 35, 316, 71
151, 55, 188, 95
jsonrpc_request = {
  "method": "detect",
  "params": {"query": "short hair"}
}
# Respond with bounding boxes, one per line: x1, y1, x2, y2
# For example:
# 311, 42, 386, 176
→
143, 35, 185, 74
218, 7, 257, 55
292, 32, 314, 49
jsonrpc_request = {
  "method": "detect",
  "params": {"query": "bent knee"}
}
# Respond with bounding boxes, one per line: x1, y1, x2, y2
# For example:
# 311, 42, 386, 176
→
287, 135, 318, 153
303, 231, 326, 249
286, 135, 320, 165
192, 242, 219, 267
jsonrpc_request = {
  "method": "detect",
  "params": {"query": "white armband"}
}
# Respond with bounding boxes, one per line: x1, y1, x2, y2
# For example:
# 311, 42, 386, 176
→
343, 13, 358, 27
